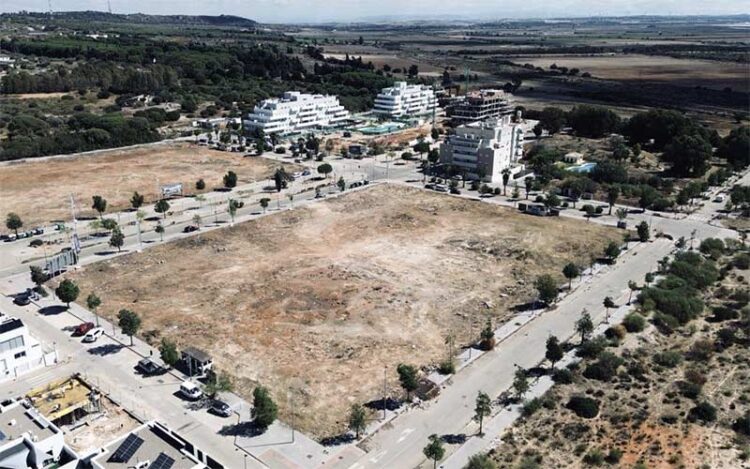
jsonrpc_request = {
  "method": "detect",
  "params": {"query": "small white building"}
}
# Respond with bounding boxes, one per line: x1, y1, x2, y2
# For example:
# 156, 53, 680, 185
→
243, 91, 350, 135
564, 151, 585, 164
0, 315, 50, 382
0, 398, 79, 469
439, 115, 524, 183
373, 81, 437, 118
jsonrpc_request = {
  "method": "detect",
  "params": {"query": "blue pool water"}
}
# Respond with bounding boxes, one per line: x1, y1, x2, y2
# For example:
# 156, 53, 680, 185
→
567, 162, 597, 173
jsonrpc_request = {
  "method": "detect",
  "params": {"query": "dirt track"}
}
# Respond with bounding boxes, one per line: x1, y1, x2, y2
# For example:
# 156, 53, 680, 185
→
68, 184, 620, 437
0, 142, 291, 228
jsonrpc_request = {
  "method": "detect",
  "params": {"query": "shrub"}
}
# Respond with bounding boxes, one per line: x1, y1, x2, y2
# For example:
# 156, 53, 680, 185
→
653, 350, 683, 368
733, 412, 750, 436
522, 398, 543, 417
687, 340, 714, 362
712, 306, 739, 321
623, 313, 646, 332
553, 368, 574, 384
583, 448, 605, 466
688, 401, 717, 423
605, 448, 623, 464
653, 312, 680, 331
577, 336, 608, 359
604, 325, 626, 342
678, 380, 703, 399
567, 396, 600, 419
438, 360, 455, 375
583, 352, 623, 382
733, 253, 750, 270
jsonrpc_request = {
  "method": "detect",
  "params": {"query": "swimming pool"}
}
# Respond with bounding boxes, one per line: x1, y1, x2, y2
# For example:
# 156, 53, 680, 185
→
567, 162, 597, 173
357, 122, 406, 135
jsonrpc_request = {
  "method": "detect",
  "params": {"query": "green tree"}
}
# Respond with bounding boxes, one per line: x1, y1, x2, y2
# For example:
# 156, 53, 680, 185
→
130, 191, 145, 209
252, 386, 278, 431
223, 170, 238, 189
86, 292, 101, 325
154, 199, 170, 219
663, 134, 712, 177
636, 221, 650, 242
501, 168, 511, 195
474, 391, 492, 435
575, 309, 594, 343
413, 141, 430, 159
615, 207, 628, 222
155, 223, 165, 241
196, 178, 206, 191
337, 177, 346, 192
92, 195, 107, 219
5, 212, 23, 235
627, 280, 638, 304
159, 338, 180, 368
423, 434, 445, 469
562, 262, 580, 289
606, 186, 619, 215
117, 309, 141, 346
259, 197, 270, 213
348, 404, 367, 439
227, 199, 239, 223
604, 241, 620, 262
317, 163, 333, 178
204, 371, 233, 398
512, 368, 529, 400
431, 127, 439, 141
603, 296, 615, 319
30, 265, 47, 288
545, 335, 564, 369
397, 364, 419, 401
109, 228, 125, 252
55, 279, 79, 308
535, 274, 558, 305
274, 168, 289, 192
524, 177, 533, 199
480, 317, 495, 350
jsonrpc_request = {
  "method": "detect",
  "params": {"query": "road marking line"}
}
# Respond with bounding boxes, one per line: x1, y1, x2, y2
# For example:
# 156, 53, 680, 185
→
368, 450, 387, 463
397, 427, 415, 443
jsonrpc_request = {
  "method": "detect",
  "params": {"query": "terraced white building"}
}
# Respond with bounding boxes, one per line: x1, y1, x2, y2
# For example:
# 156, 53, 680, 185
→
243, 91, 350, 135
373, 81, 437, 118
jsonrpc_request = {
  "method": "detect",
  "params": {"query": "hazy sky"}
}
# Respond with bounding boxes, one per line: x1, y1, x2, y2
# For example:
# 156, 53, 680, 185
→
2, 0, 748, 23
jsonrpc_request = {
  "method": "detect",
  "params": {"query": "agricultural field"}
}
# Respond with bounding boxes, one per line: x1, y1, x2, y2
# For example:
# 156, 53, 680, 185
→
489, 246, 750, 469
66, 184, 621, 438
0, 142, 294, 228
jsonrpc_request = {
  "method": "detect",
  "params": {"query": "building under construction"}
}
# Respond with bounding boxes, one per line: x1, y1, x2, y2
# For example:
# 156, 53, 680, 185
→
450, 89, 514, 125
26, 374, 101, 427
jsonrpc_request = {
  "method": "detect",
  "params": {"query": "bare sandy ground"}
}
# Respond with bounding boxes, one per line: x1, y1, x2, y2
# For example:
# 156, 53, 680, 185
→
0, 143, 292, 228
67, 184, 620, 437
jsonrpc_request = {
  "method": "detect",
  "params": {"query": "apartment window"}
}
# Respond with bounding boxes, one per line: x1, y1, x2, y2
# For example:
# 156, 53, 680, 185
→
0, 336, 24, 353
14, 351, 26, 359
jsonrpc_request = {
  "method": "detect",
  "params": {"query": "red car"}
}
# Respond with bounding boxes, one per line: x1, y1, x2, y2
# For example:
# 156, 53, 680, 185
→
73, 322, 95, 336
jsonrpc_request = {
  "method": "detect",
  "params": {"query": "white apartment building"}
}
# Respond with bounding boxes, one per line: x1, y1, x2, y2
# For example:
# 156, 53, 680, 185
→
0, 398, 79, 469
439, 115, 525, 184
243, 91, 350, 135
373, 81, 437, 118
0, 315, 50, 381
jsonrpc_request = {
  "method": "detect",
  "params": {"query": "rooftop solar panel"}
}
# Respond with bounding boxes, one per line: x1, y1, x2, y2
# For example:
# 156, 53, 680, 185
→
150, 452, 175, 469
109, 433, 144, 463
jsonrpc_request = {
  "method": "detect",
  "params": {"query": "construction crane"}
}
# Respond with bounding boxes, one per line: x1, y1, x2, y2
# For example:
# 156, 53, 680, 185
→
107, 0, 112, 14
48, 0, 52, 14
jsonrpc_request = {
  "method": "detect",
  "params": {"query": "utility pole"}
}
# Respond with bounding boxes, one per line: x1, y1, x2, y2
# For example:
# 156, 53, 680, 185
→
382, 366, 387, 420
107, 0, 112, 14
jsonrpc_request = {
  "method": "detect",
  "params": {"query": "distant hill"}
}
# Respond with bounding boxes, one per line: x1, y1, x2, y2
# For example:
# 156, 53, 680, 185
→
3, 11, 258, 28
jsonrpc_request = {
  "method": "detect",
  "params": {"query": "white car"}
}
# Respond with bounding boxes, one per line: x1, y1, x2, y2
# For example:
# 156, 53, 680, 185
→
179, 381, 203, 400
82, 327, 105, 343
293, 171, 303, 178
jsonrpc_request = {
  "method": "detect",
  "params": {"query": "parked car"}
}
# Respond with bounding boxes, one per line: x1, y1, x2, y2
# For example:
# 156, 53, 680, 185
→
209, 400, 232, 417
714, 195, 725, 203
136, 358, 164, 376
183, 225, 199, 233
433, 185, 448, 193
13, 295, 31, 306
82, 327, 105, 343
73, 322, 95, 336
301, 169, 311, 176
179, 381, 203, 400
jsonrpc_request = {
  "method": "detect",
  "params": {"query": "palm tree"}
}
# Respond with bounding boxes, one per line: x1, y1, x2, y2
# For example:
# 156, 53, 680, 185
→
501, 168, 511, 196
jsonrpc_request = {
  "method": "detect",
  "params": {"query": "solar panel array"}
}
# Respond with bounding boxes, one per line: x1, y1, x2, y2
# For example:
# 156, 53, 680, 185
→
109, 433, 144, 463
150, 452, 175, 469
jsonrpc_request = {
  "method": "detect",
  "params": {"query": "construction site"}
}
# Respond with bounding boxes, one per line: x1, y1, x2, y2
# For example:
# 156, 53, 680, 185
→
65, 184, 621, 438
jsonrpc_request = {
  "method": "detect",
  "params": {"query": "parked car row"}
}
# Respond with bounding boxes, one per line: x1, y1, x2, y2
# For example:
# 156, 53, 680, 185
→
349, 180, 370, 189
2, 227, 44, 242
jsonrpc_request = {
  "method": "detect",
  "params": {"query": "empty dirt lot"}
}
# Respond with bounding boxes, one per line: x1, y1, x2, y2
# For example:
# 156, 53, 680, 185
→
67, 184, 620, 437
0, 142, 293, 228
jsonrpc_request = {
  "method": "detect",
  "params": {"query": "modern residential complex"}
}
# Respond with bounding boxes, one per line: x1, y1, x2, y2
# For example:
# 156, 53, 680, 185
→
450, 89, 514, 125
0, 314, 51, 382
439, 115, 525, 183
242, 91, 350, 135
373, 81, 437, 118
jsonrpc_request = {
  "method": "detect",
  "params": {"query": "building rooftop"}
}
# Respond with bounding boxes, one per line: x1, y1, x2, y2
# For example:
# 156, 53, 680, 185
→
92, 423, 203, 469
0, 317, 24, 335
0, 400, 57, 443
181, 347, 211, 363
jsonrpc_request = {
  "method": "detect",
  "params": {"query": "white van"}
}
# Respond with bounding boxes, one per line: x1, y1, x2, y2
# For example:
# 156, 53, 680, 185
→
179, 381, 203, 400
